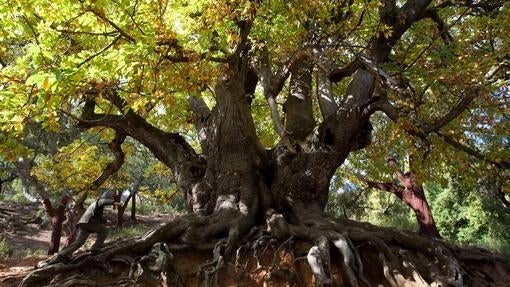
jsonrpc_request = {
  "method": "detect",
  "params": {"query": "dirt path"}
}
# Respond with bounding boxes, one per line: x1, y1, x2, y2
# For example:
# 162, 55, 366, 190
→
1, 202, 49, 253
3, 230, 52, 252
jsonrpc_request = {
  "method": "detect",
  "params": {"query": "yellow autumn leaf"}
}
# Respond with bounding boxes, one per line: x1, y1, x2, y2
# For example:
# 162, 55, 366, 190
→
43, 77, 50, 91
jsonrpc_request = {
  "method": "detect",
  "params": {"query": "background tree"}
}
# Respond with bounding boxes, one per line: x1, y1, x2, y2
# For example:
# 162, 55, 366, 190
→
365, 154, 441, 238
329, 173, 510, 254
0, 0, 509, 286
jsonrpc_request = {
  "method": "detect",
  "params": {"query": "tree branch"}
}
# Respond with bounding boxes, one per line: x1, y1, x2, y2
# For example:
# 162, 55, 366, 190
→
60, 107, 125, 131
423, 91, 478, 133
422, 9, 453, 44
399, 0, 434, 26
316, 67, 337, 121
163, 53, 229, 63
261, 48, 313, 100
374, 96, 510, 170
329, 58, 362, 83
437, 132, 510, 169
386, 155, 414, 190
354, 171, 403, 197
13, 156, 57, 218
89, 131, 126, 190
188, 96, 212, 153
188, 96, 211, 120
55, 28, 117, 36
370, 0, 433, 62
284, 57, 315, 141
358, 55, 412, 97
77, 35, 122, 68
366, 181, 403, 196
79, 98, 199, 170
14, 156, 49, 200
63, 87, 204, 202
89, 9, 136, 43
231, 0, 259, 60
255, 48, 312, 151
433, 0, 507, 15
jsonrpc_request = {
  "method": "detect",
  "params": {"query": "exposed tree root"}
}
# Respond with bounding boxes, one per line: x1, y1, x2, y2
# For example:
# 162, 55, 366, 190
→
197, 239, 228, 287
18, 212, 510, 287
127, 242, 177, 287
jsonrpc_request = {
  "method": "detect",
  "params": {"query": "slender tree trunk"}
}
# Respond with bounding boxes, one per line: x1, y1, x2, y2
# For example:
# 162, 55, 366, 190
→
114, 191, 120, 225
117, 207, 125, 227
62, 194, 89, 247
117, 194, 135, 227
130, 192, 136, 222
62, 207, 78, 247
368, 181, 441, 238
114, 191, 126, 227
44, 195, 71, 255
48, 211, 65, 255
117, 180, 142, 226
127, 177, 143, 223
16, 159, 69, 255
401, 185, 441, 238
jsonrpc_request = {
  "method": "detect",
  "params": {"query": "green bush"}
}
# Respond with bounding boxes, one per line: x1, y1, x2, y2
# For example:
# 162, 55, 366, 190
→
110, 224, 151, 239
136, 194, 186, 215
428, 182, 510, 255
327, 189, 417, 232
14, 248, 47, 259
327, 180, 510, 255
0, 237, 13, 258
137, 200, 154, 215
0, 191, 31, 203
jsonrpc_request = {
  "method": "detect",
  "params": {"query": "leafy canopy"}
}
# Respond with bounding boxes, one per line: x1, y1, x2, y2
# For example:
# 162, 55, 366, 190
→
0, 0, 509, 202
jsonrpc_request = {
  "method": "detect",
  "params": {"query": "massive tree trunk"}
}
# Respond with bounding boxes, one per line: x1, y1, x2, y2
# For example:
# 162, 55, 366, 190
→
22, 61, 509, 287
19, 1, 510, 286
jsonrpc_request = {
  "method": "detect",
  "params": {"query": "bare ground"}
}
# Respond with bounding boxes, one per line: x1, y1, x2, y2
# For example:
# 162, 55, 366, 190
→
0, 201, 172, 287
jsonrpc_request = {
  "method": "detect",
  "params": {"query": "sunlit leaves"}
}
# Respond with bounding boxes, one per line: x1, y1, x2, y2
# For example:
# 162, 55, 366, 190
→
252, 90, 277, 147
32, 139, 108, 192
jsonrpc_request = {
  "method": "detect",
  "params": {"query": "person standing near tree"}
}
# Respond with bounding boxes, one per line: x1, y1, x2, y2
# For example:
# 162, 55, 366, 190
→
49, 191, 119, 264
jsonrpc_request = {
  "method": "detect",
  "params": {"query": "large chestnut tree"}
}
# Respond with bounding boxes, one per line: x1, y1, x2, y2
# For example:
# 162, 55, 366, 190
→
1, 0, 509, 286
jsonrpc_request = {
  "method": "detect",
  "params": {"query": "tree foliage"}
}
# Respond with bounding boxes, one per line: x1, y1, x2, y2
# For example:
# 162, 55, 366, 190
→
1, 0, 508, 185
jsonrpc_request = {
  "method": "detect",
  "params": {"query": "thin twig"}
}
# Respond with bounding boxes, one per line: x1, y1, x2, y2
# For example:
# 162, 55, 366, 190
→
77, 35, 122, 68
